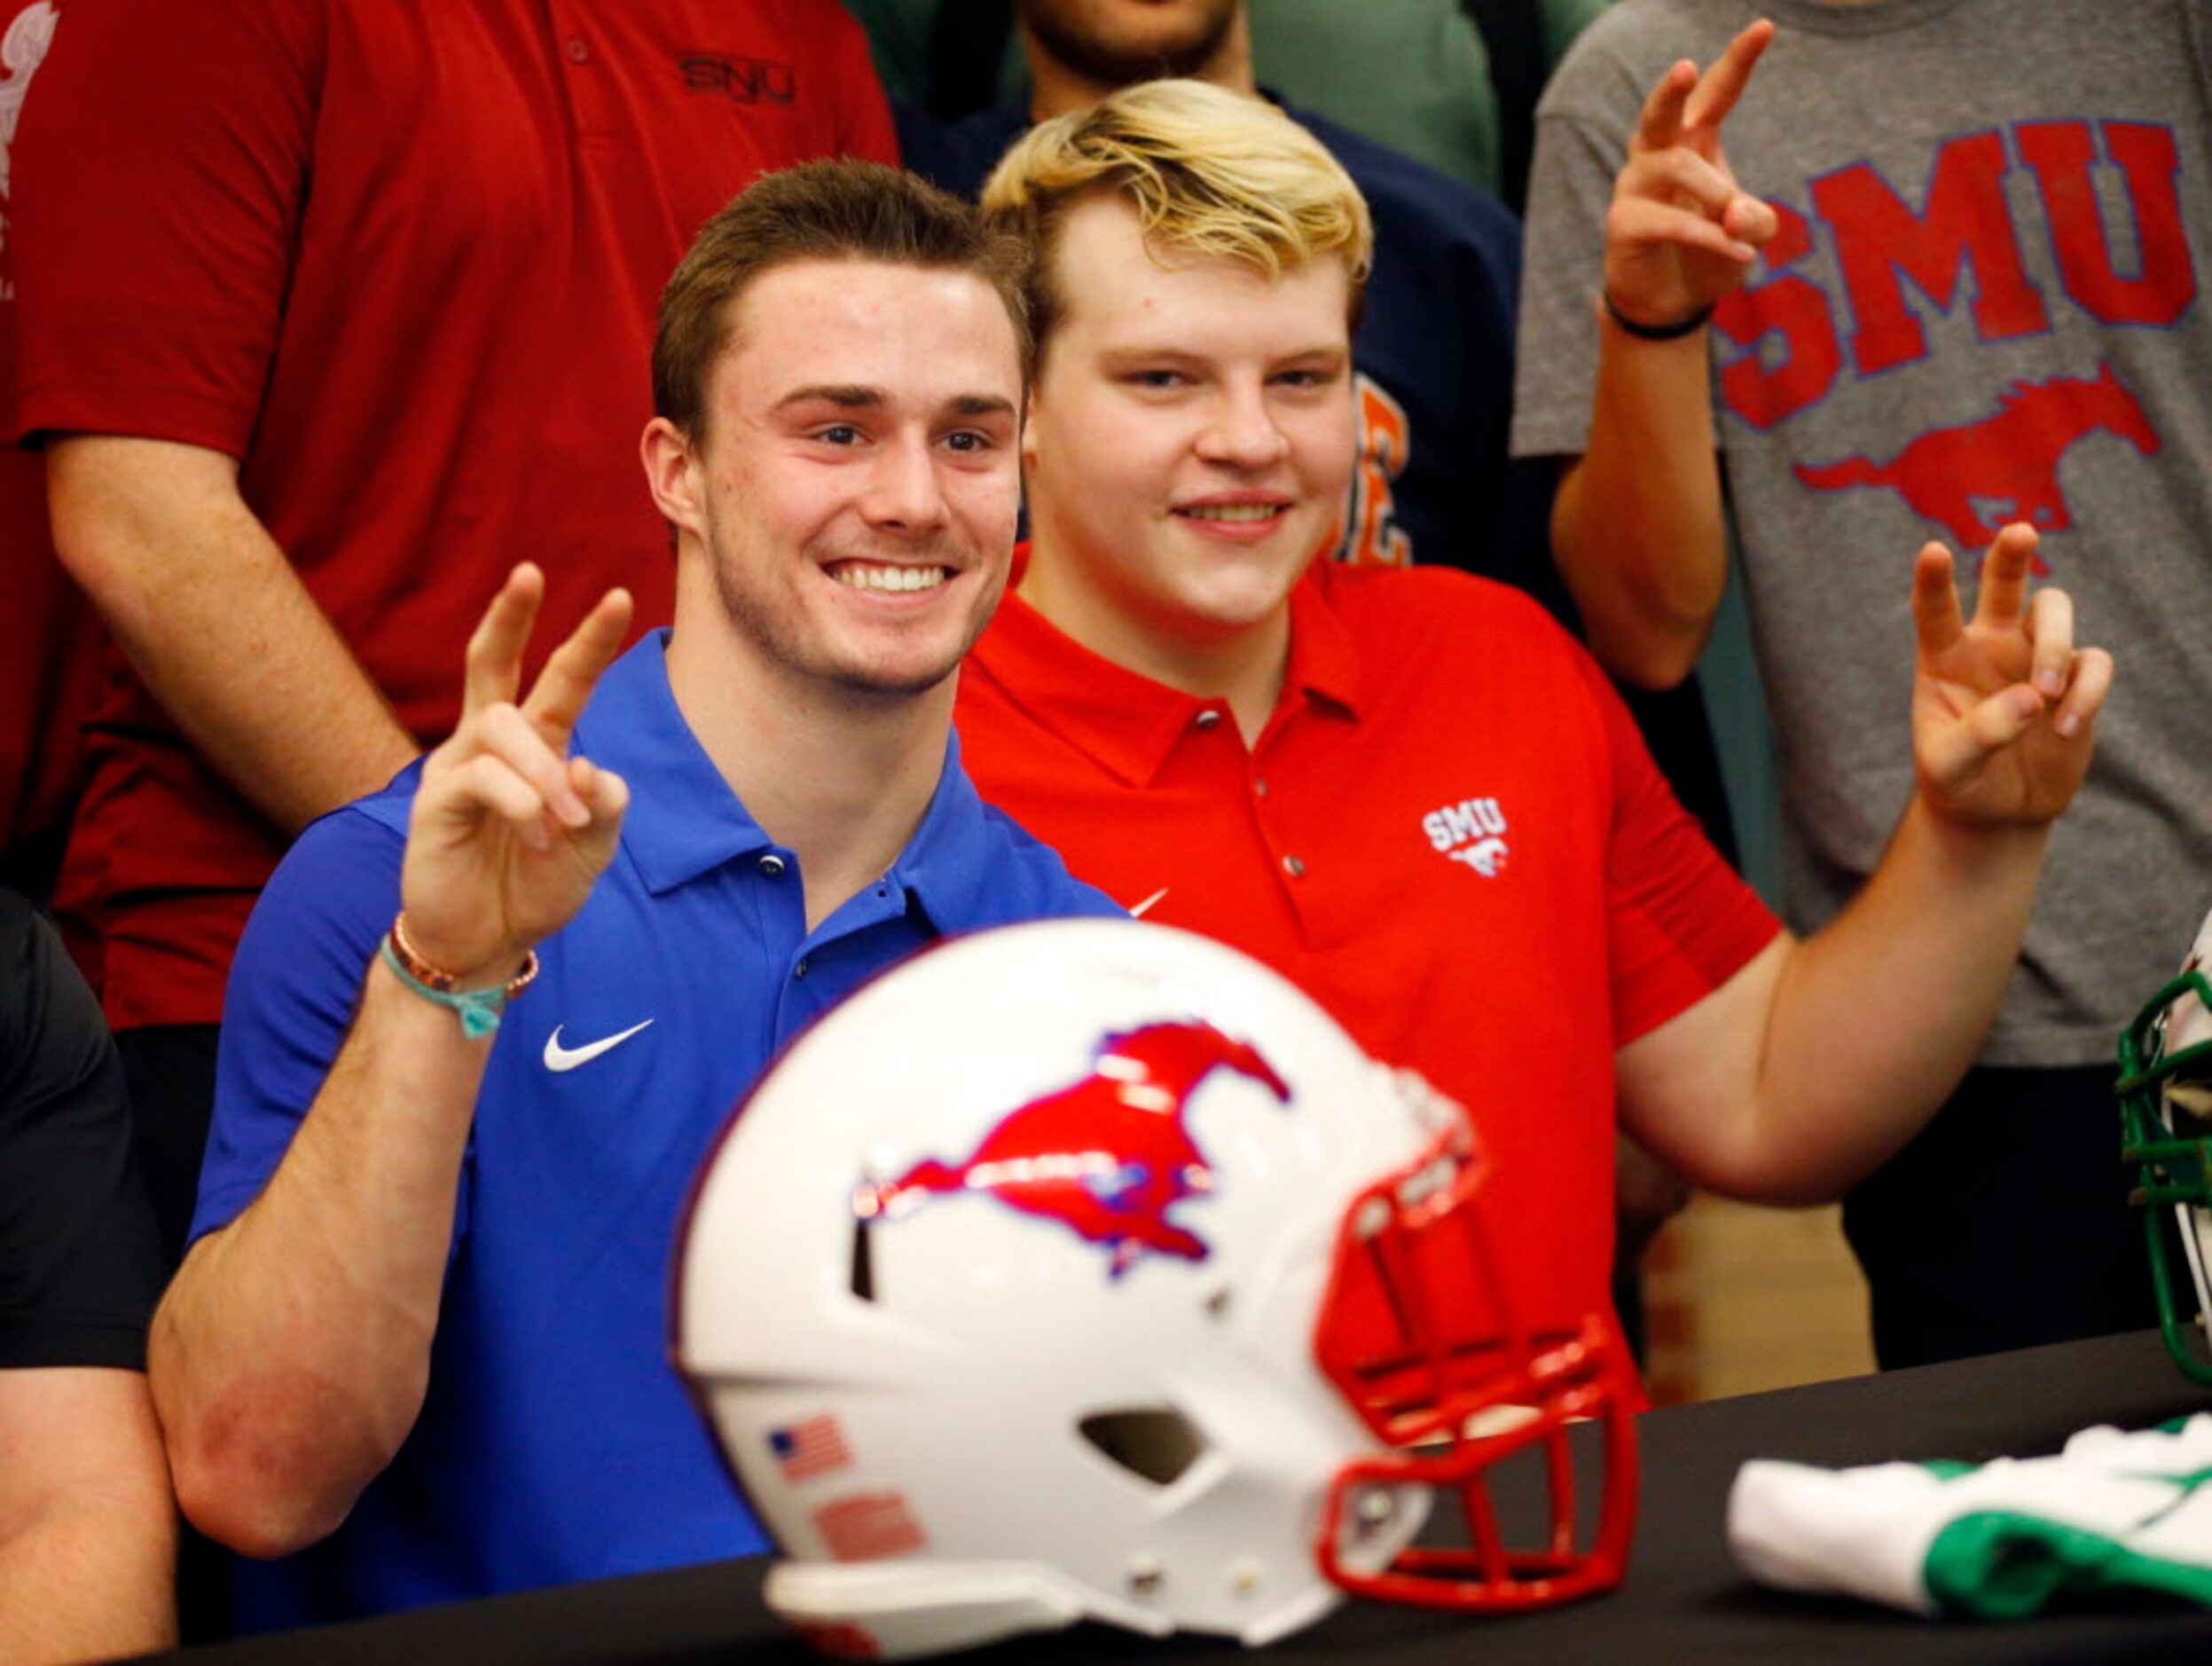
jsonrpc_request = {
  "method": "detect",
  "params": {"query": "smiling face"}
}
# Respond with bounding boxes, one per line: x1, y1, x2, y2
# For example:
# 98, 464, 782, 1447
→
653, 257, 1025, 706
1020, 193, 1355, 703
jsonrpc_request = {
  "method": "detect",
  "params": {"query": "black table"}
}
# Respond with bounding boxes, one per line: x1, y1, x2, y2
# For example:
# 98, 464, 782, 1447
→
169, 1329, 2212, 1663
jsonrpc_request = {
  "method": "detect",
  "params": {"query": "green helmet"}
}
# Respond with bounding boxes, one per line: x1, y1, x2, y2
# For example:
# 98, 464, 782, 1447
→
2118, 910, 2212, 1387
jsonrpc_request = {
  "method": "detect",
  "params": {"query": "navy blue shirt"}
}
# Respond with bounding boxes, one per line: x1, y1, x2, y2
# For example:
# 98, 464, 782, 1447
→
195, 632, 1120, 1630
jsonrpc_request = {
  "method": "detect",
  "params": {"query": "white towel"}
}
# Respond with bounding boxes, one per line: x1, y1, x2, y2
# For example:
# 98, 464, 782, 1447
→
1728, 1415, 2212, 1617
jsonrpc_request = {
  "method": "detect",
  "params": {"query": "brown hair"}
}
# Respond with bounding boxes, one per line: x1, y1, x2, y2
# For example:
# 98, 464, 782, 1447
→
653, 158, 1032, 436
978, 79, 1373, 354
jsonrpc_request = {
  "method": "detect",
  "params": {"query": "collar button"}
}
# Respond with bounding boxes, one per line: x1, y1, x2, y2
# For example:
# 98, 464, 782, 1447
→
1194, 709, 1221, 729
758, 853, 788, 878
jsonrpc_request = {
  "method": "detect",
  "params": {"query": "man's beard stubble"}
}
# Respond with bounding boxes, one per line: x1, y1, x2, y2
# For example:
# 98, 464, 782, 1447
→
1018, 0, 1238, 87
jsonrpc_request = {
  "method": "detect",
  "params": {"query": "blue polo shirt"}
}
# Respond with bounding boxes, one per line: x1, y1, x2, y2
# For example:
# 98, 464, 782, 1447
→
194, 632, 1119, 1631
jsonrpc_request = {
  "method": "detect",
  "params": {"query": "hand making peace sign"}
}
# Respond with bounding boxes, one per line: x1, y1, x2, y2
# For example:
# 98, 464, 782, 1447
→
400, 564, 635, 987
1911, 523, 2113, 828
1604, 18, 1781, 332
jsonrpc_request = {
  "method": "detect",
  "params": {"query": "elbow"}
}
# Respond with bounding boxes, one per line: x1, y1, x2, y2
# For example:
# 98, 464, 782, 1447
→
149, 1308, 385, 1560
161, 1363, 384, 1560
1580, 608, 1711, 692
170, 1443, 352, 1562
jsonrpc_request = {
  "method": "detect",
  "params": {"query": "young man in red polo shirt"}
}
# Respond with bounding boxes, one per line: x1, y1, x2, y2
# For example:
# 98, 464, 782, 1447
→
955, 78, 2114, 1358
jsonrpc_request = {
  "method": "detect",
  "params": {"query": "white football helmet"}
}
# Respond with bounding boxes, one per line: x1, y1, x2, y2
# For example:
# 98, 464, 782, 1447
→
2119, 905, 2212, 1387
674, 919, 1637, 1659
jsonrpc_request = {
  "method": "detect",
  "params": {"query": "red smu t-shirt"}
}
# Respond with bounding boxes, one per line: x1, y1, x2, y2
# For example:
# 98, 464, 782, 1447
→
9, 0, 895, 1026
0, 0, 97, 901
956, 557, 1780, 1340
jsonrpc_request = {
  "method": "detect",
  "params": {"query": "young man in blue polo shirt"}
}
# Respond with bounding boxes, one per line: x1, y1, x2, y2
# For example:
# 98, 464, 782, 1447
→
144, 160, 1118, 1631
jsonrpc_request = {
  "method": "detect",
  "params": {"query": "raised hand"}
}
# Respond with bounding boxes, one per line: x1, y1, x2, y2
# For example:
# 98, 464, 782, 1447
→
400, 564, 635, 986
1604, 19, 1780, 330
1912, 524, 2112, 828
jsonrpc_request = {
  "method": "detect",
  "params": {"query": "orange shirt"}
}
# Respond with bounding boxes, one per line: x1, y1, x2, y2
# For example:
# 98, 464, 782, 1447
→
957, 556, 1779, 1337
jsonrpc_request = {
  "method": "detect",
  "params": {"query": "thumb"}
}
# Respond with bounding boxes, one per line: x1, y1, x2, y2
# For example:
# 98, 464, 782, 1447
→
1923, 684, 2042, 790
565, 756, 630, 873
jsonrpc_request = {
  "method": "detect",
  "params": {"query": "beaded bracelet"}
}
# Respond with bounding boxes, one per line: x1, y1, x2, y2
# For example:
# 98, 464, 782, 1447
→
380, 914, 539, 1041
1602, 291, 1715, 342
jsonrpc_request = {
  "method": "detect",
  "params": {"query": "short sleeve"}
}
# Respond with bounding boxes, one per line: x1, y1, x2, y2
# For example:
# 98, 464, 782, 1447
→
1510, 51, 1635, 460
0, 892, 164, 1370
11, 0, 320, 455
823, 1, 899, 165
190, 800, 406, 1244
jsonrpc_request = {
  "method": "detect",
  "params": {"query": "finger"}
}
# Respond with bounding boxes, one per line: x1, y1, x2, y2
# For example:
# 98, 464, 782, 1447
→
522, 587, 636, 751
1620, 146, 1744, 218
1910, 542, 1964, 656
2026, 585, 2075, 698
1973, 523, 2037, 626
563, 755, 631, 870
570, 754, 630, 826
464, 563, 547, 716
1719, 192, 1780, 248
1610, 198, 1761, 266
1634, 59, 1698, 153
1610, 200, 1761, 270
475, 700, 591, 829
2051, 646, 2114, 741
1684, 18, 1777, 136
1925, 684, 2045, 787
450, 751, 561, 853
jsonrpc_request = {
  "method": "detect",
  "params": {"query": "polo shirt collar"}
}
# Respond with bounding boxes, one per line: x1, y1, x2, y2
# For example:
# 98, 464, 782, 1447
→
575, 631, 773, 896
875, 730, 1000, 937
972, 554, 1362, 788
573, 630, 1000, 929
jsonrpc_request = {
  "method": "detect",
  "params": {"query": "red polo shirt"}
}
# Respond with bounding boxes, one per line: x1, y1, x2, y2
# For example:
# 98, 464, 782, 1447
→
956, 555, 1779, 1339
10, 0, 895, 1027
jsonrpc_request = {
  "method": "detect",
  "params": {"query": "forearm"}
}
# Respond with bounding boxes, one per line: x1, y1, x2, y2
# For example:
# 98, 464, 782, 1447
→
1551, 317, 1729, 688
149, 960, 491, 1556
47, 436, 419, 835
0, 1371, 176, 1662
1743, 797, 2048, 1201
0, 1497, 176, 1662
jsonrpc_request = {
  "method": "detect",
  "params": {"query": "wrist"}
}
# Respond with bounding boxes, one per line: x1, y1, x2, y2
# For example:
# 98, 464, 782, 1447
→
1907, 786, 2057, 851
389, 914, 526, 994
382, 915, 538, 1041
1600, 290, 1715, 342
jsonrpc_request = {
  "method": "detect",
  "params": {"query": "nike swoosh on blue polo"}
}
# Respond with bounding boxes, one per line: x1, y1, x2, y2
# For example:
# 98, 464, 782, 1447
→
543, 1018, 655, 1073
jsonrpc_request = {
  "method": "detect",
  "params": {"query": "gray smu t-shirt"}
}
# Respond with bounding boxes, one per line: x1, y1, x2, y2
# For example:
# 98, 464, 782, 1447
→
1515, 0, 2212, 1065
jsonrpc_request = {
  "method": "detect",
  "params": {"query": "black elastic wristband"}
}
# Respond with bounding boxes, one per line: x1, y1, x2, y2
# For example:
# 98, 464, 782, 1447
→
1602, 291, 1714, 341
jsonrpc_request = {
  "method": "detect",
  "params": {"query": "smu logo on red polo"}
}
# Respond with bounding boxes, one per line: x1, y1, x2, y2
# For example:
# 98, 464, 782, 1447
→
1424, 797, 1510, 877
1714, 118, 2192, 558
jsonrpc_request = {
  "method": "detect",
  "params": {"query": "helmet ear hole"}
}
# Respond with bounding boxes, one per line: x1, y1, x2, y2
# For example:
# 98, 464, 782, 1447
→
1078, 1408, 1207, 1486
850, 1215, 875, 1304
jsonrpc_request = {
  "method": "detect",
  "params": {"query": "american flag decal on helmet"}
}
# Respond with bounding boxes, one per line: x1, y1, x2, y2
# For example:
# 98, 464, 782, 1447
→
814, 1491, 927, 1562
769, 1413, 851, 1483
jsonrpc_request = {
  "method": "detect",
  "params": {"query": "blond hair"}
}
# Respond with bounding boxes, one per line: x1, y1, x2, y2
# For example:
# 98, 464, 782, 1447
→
979, 79, 1373, 349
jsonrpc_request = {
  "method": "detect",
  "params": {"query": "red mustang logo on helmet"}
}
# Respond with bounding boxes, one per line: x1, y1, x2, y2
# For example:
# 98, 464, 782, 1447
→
1792, 361, 2159, 568
854, 1021, 1290, 1277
